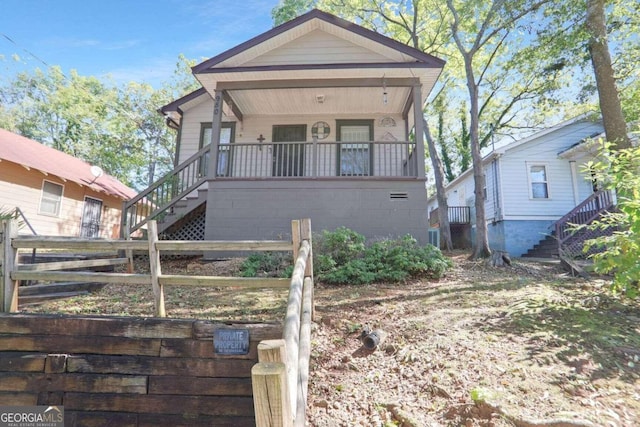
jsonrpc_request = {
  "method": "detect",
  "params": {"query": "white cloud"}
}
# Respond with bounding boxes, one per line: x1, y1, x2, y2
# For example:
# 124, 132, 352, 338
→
42, 37, 140, 51
102, 58, 178, 87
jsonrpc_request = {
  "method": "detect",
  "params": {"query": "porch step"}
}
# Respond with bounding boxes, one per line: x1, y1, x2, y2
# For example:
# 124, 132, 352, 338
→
157, 188, 208, 234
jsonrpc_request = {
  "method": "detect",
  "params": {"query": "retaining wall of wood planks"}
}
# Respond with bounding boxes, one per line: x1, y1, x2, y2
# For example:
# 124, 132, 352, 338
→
0, 313, 281, 427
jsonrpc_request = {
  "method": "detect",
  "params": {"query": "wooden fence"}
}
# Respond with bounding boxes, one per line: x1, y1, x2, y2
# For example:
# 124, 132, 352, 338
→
0, 218, 314, 427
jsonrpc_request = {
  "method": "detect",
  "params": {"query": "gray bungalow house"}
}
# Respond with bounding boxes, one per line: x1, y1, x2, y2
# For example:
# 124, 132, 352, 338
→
122, 9, 445, 244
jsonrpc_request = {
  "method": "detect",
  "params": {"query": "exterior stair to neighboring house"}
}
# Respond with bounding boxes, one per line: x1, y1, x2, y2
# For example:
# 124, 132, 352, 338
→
18, 253, 117, 304
524, 190, 616, 276
522, 233, 559, 258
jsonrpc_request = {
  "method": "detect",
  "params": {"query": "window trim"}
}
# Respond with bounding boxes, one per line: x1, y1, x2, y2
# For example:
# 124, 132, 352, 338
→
199, 122, 236, 177
527, 162, 551, 200
39, 180, 64, 217
336, 119, 374, 176
199, 122, 236, 149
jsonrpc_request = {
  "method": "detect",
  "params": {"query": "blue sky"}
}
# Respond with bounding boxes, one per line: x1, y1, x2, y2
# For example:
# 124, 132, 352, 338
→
0, 0, 277, 87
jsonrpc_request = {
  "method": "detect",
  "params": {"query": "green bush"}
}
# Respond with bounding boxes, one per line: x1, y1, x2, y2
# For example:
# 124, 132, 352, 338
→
314, 228, 452, 285
240, 227, 453, 285
582, 141, 640, 297
239, 252, 293, 278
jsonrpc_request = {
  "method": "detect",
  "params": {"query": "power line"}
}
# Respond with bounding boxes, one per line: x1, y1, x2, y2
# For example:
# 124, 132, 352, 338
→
1, 32, 50, 69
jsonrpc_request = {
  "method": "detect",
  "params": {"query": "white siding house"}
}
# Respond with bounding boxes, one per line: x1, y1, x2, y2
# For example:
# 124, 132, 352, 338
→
428, 115, 606, 256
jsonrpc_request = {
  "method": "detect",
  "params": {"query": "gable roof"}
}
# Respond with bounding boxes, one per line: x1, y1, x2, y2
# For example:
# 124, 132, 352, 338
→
159, 87, 209, 116
0, 128, 137, 200
192, 9, 444, 74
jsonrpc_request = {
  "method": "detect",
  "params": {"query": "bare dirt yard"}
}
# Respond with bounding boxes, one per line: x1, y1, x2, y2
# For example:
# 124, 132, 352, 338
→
23, 252, 640, 426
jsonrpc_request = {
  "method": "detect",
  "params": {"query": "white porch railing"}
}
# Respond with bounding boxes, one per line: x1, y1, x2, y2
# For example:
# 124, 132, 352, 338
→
216, 140, 418, 178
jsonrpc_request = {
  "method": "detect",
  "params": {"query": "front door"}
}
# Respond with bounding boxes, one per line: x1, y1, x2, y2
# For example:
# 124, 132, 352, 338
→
337, 120, 373, 176
272, 125, 306, 177
80, 197, 102, 238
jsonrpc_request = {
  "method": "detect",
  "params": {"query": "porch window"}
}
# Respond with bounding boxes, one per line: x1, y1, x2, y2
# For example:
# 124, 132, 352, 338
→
337, 120, 373, 176
39, 180, 63, 216
200, 122, 235, 176
529, 164, 549, 199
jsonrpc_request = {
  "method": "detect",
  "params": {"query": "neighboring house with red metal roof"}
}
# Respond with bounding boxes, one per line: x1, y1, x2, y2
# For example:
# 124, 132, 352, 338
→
0, 128, 137, 238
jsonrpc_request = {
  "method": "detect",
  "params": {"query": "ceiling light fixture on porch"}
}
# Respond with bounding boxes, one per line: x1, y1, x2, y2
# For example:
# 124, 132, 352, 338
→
382, 77, 388, 105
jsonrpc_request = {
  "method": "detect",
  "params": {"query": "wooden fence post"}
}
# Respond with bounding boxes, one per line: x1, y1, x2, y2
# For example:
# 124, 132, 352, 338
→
124, 217, 134, 274
291, 220, 300, 265
301, 218, 314, 320
147, 221, 166, 317
258, 339, 288, 364
1, 220, 19, 312
252, 362, 292, 427
300, 218, 313, 279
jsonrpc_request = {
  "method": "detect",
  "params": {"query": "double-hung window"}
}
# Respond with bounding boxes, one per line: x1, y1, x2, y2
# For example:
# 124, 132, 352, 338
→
529, 164, 549, 199
39, 180, 64, 216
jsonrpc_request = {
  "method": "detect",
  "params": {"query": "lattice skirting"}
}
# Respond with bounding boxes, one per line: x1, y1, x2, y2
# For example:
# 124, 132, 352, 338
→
159, 205, 206, 241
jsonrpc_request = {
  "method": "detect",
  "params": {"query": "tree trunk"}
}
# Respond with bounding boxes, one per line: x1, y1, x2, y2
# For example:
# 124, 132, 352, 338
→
423, 118, 453, 251
586, 0, 630, 149
464, 56, 491, 259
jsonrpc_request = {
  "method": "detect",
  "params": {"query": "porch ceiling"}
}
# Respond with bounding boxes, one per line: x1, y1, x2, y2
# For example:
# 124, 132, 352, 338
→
226, 86, 410, 116
195, 67, 440, 118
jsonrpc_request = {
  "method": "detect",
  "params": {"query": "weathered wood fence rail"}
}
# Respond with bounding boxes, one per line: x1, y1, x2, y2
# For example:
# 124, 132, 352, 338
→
0, 218, 314, 427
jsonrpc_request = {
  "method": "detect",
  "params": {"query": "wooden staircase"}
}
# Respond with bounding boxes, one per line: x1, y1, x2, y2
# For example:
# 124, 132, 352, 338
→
522, 233, 558, 258
555, 189, 615, 259
523, 190, 615, 260
156, 188, 208, 234
122, 144, 211, 237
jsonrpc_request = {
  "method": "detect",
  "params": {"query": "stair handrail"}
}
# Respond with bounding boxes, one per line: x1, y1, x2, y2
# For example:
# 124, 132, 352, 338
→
554, 189, 614, 247
122, 144, 211, 236
12, 207, 37, 236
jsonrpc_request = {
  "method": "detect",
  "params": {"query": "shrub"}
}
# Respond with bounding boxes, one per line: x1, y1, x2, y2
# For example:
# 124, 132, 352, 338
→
582, 141, 640, 297
240, 252, 293, 278
239, 228, 453, 286
314, 228, 452, 285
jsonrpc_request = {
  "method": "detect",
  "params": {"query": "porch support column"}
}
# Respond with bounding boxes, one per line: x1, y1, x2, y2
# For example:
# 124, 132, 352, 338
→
412, 84, 426, 179
569, 160, 580, 205
204, 90, 225, 245
206, 89, 225, 180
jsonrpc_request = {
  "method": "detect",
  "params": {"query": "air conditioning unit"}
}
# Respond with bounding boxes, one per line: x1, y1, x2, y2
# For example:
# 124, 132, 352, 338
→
428, 228, 440, 248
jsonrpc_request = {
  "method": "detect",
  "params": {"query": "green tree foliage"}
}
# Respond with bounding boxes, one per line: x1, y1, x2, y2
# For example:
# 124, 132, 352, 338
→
537, 0, 639, 145
582, 140, 640, 297
0, 55, 198, 189
272, 0, 317, 26
302, 0, 573, 257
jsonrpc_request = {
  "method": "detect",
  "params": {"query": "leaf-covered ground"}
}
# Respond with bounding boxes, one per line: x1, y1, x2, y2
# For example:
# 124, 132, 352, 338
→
23, 253, 640, 426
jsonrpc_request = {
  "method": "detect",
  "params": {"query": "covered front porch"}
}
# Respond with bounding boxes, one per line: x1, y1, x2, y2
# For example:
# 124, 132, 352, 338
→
122, 10, 445, 242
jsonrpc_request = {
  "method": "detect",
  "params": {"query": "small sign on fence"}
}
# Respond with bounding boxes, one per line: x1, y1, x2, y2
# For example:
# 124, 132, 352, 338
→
214, 328, 250, 355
